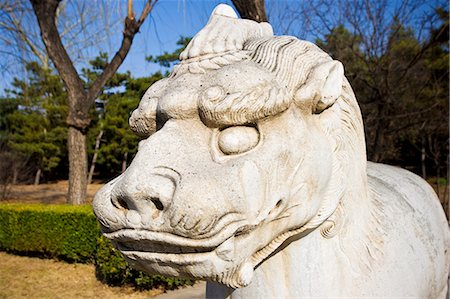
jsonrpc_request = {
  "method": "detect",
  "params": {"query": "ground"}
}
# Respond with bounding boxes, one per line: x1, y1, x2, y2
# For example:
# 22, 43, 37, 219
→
0, 252, 206, 299
2, 181, 103, 204
0, 251, 163, 299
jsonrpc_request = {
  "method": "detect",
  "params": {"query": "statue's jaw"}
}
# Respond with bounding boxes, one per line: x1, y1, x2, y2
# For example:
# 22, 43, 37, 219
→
103, 209, 307, 289
102, 217, 288, 289
108, 231, 254, 288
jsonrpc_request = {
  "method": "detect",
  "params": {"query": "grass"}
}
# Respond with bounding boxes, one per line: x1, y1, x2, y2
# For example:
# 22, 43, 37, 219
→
0, 251, 163, 299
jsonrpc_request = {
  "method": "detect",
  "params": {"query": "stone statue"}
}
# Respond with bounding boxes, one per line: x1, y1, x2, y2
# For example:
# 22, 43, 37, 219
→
93, 4, 450, 298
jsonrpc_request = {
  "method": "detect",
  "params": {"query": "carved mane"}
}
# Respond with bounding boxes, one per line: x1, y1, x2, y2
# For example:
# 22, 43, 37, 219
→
319, 81, 385, 273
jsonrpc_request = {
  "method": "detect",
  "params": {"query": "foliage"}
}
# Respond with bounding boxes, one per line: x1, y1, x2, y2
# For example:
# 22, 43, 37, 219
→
146, 37, 191, 68
1, 62, 68, 182
316, 8, 449, 176
82, 52, 131, 91
93, 73, 164, 178
0, 203, 98, 262
0, 203, 193, 290
0, 35, 191, 183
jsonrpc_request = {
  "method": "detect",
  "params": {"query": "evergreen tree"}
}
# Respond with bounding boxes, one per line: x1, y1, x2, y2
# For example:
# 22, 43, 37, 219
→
83, 52, 164, 181
94, 73, 164, 179
1, 62, 67, 184
146, 37, 191, 70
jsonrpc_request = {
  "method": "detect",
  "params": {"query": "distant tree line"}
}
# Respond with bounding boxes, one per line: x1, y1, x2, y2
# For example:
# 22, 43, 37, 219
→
0, 1, 447, 210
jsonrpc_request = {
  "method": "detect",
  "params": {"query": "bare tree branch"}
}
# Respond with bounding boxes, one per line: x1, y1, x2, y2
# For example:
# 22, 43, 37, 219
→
87, 0, 157, 102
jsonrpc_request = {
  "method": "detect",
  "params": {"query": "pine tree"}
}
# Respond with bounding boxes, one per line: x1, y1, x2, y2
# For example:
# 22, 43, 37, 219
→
2, 62, 67, 184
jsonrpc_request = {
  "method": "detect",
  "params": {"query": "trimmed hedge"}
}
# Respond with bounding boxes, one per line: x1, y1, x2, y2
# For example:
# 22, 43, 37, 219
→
0, 203, 193, 290
0, 204, 98, 262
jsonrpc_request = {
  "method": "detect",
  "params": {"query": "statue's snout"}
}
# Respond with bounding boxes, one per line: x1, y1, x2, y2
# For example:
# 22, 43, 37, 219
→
111, 168, 176, 216
94, 166, 179, 231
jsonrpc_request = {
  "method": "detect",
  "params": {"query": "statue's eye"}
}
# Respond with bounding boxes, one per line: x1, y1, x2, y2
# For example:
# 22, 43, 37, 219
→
218, 126, 260, 155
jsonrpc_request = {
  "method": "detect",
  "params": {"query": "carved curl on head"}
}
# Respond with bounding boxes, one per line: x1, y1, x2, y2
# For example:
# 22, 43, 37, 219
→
197, 36, 338, 127
199, 81, 289, 127
129, 98, 157, 137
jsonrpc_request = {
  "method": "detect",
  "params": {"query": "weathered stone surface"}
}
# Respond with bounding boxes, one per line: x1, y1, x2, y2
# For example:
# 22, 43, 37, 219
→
93, 4, 450, 298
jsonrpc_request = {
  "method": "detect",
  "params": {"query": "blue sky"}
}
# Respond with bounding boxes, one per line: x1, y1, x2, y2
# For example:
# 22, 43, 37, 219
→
117, 0, 235, 79
0, 1, 235, 93
0, 0, 441, 94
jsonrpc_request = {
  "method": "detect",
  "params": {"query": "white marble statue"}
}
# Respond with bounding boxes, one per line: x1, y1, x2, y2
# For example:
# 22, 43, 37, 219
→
93, 4, 450, 298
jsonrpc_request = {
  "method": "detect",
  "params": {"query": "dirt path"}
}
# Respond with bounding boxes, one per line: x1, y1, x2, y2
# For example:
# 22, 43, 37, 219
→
2, 181, 103, 204
0, 252, 161, 299
154, 282, 206, 299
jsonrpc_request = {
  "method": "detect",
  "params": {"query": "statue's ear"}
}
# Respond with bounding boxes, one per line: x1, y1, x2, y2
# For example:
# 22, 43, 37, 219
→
295, 60, 344, 113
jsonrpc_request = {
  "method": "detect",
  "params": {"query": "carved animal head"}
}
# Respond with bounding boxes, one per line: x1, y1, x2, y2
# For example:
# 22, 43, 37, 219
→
93, 4, 367, 288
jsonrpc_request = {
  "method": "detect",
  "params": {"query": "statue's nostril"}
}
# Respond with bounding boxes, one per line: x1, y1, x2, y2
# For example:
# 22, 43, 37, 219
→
112, 195, 129, 211
151, 197, 164, 211
118, 198, 129, 210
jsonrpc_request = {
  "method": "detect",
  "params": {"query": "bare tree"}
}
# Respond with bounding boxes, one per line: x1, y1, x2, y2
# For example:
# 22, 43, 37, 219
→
0, 0, 121, 79
231, 0, 267, 22
30, 0, 157, 204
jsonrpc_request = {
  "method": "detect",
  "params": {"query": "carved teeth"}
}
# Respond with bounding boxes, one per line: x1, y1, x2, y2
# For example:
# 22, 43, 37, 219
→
215, 237, 235, 261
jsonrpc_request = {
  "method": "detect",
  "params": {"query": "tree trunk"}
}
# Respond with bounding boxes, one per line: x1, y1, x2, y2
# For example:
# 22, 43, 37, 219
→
231, 0, 268, 22
369, 102, 386, 162
12, 167, 18, 185
436, 164, 441, 201
421, 135, 426, 179
87, 130, 103, 185
122, 151, 128, 173
34, 168, 41, 185
68, 126, 87, 205
31, 0, 157, 204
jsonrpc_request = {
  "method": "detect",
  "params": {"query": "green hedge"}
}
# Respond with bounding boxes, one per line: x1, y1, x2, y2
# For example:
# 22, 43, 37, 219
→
0, 204, 98, 262
0, 203, 193, 290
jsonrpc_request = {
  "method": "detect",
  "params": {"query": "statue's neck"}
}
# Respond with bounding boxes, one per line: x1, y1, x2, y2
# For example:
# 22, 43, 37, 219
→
206, 168, 378, 299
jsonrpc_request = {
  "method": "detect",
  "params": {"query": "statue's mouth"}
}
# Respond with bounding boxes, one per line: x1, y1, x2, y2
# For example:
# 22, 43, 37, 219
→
109, 227, 255, 288
102, 220, 256, 264
116, 239, 214, 254
103, 215, 303, 288
103, 208, 295, 267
